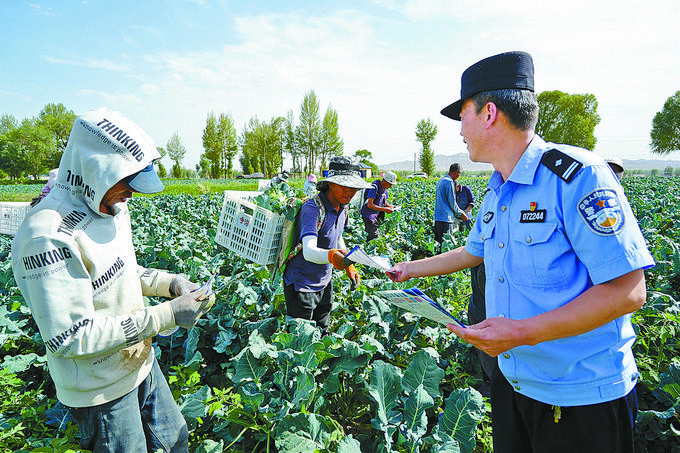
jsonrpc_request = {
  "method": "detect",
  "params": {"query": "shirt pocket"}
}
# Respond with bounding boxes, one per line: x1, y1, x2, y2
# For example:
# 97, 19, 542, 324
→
508, 222, 570, 288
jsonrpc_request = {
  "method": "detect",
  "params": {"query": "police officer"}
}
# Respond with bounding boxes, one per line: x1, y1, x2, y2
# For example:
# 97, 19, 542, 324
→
388, 51, 654, 452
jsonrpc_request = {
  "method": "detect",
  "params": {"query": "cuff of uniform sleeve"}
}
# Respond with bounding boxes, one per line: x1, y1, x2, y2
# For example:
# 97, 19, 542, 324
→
465, 242, 484, 258
149, 301, 176, 333
154, 271, 174, 298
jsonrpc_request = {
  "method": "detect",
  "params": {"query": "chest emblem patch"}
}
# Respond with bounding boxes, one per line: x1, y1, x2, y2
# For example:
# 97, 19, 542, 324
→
577, 189, 625, 235
483, 211, 494, 223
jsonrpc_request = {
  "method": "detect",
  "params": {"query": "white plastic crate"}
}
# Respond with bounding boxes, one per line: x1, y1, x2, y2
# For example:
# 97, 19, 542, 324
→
215, 192, 285, 266
257, 179, 270, 191
0, 202, 31, 236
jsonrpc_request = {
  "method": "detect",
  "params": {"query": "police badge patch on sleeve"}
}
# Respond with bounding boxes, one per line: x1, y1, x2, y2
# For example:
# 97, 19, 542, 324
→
577, 189, 625, 235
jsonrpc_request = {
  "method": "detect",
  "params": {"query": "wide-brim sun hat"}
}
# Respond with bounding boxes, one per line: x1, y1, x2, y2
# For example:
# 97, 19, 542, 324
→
317, 156, 372, 190
122, 162, 164, 194
384, 171, 397, 185
441, 51, 535, 121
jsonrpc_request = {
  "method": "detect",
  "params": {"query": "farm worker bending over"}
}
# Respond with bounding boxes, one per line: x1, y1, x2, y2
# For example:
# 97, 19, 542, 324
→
303, 173, 317, 197
388, 51, 654, 453
12, 108, 214, 453
360, 171, 398, 242
268, 170, 290, 190
283, 156, 372, 336
434, 163, 468, 253
454, 166, 475, 230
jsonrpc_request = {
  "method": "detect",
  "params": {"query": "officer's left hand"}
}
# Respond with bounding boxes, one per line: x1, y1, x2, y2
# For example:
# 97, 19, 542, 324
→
345, 265, 360, 291
447, 316, 528, 357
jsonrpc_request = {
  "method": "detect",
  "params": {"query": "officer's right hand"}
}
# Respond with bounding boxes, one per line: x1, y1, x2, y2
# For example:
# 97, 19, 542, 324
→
461, 213, 469, 222
386, 262, 411, 282
169, 293, 208, 329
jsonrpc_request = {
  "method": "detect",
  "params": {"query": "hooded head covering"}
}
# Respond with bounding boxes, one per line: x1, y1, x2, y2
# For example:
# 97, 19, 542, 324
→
53, 108, 163, 215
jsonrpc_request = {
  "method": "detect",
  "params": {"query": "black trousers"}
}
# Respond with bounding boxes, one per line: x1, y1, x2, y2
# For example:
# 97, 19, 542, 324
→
491, 371, 637, 453
284, 281, 333, 335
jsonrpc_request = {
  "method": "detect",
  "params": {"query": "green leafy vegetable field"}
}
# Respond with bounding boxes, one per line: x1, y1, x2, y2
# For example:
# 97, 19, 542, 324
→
1, 176, 679, 452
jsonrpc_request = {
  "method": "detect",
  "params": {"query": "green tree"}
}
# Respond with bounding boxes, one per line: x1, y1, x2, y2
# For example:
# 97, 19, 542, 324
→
297, 90, 322, 175
240, 116, 285, 177
650, 91, 680, 155
664, 166, 674, 177
202, 112, 220, 178
415, 118, 437, 176
166, 132, 187, 178
318, 105, 343, 172
651, 168, 659, 177
203, 112, 239, 179
36, 103, 77, 168
156, 146, 167, 178
283, 110, 302, 175
353, 149, 379, 176
675, 167, 680, 177
218, 113, 239, 178
0, 113, 18, 136
536, 90, 600, 150
9, 118, 52, 178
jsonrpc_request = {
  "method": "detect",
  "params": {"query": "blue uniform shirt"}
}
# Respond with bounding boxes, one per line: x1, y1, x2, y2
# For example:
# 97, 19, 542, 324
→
283, 191, 347, 292
434, 175, 463, 222
466, 136, 654, 406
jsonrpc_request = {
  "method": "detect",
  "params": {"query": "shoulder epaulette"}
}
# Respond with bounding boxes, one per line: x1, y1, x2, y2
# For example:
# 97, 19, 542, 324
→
540, 148, 583, 183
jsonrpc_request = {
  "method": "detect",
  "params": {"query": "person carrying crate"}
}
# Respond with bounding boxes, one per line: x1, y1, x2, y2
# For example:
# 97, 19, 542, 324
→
282, 156, 372, 335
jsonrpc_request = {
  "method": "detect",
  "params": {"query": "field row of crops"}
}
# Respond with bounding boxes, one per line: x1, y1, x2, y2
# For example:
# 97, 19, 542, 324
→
1, 177, 680, 452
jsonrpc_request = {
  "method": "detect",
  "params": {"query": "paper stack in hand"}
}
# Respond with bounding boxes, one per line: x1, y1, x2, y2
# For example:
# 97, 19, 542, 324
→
376, 288, 466, 328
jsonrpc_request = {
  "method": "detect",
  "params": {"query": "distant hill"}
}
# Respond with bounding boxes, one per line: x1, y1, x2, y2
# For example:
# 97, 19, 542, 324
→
379, 153, 680, 173
379, 153, 493, 173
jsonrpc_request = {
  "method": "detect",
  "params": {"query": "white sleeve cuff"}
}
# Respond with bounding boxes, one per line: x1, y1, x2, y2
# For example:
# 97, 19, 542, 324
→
302, 235, 330, 264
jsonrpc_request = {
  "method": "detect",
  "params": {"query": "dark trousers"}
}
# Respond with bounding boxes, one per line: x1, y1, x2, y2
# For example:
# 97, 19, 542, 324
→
363, 211, 384, 243
491, 371, 638, 453
363, 217, 380, 242
284, 281, 333, 335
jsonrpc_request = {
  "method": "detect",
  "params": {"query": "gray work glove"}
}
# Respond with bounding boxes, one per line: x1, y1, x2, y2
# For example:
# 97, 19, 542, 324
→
169, 275, 199, 297
169, 289, 215, 329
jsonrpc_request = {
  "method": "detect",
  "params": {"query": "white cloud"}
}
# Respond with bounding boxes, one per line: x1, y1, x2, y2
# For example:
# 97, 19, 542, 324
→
44, 56, 129, 72
141, 84, 162, 96
29, 4, 55, 16
77, 89, 142, 105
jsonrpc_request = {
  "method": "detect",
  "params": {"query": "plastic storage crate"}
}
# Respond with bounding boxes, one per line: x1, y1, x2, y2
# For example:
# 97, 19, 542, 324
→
0, 202, 31, 236
215, 192, 285, 266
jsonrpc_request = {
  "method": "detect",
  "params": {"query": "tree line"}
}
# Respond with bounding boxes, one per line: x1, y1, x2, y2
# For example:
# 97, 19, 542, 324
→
1, 89, 678, 180
412, 89, 680, 177
0, 90, 349, 181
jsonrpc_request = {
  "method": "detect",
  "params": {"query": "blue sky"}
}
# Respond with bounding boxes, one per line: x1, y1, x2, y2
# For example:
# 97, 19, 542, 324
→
1, 0, 679, 170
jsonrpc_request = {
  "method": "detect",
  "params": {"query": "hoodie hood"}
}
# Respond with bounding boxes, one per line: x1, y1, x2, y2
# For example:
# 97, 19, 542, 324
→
53, 108, 161, 215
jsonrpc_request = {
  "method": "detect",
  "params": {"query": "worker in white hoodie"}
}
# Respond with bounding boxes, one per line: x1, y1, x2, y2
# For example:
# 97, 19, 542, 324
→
11, 108, 214, 453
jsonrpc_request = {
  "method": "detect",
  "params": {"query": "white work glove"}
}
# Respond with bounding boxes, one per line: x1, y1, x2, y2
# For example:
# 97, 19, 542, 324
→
169, 275, 199, 297
169, 288, 216, 329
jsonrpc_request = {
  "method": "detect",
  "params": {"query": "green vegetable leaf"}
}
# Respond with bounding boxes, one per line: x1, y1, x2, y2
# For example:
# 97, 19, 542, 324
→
436, 388, 485, 453
231, 348, 267, 385
274, 413, 339, 452
368, 360, 403, 429
402, 349, 445, 400
403, 383, 434, 438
